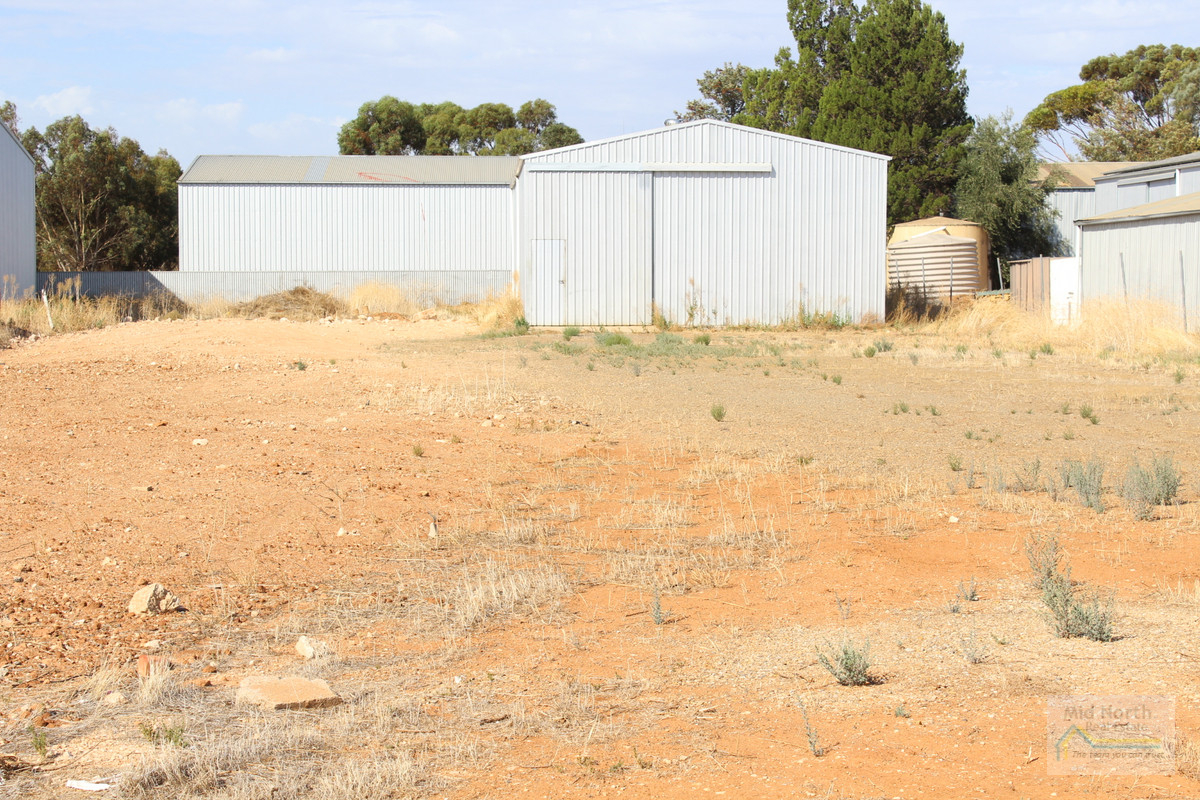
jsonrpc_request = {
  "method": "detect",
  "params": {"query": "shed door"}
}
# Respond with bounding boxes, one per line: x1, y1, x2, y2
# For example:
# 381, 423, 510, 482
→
529, 171, 651, 326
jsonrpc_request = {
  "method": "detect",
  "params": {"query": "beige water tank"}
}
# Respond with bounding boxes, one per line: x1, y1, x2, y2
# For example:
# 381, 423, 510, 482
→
887, 231, 980, 298
890, 216, 991, 291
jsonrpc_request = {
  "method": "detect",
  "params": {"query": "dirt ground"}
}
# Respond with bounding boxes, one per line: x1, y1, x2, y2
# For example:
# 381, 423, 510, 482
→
1, 315, 1199, 799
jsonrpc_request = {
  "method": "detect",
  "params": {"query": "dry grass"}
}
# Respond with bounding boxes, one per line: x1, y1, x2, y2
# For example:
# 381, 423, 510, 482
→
0, 277, 190, 336
459, 291, 525, 330
232, 286, 346, 321
926, 296, 1198, 358
345, 281, 423, 317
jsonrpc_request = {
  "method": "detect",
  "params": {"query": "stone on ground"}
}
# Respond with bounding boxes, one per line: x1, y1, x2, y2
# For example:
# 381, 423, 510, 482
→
236, 675, 342, 710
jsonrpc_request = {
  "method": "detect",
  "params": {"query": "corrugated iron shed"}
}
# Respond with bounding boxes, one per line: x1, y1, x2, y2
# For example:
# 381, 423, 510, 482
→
180, 155, 521, 185
1078, 191, 1200, 225
1036, 162, 1143, 188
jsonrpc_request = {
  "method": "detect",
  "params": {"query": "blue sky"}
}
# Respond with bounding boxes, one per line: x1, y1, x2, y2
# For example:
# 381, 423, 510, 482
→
1, 1, 1196, 167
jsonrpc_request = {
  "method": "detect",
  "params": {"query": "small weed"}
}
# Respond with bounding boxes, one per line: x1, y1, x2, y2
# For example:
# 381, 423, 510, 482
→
964, 430, 976, 440
140, 722, 188, 747
894, 705, 910, 718
948, 455, 963, 472
710, 403, 726, 422
1079, 403, 1099, 425
909, 352, 919, 365
927, 405, 941, 416
693, 332, 711, 346
992, 347, 1003, 359
816, 637, 876, 686
797, 455, 814, 466
1063, 430, 1075, 440
562, 325, 581, 340
798, 700, 826, 757
956, 577, 979, 602
1040, 343, 1054, 355
449, 434, 462, 444
291, 360, 307, 371
30, 727, 48, 758
863, 345, 877, 358
891, 402, 909, 414
954, 344, 968, 359
586, 360, 595, 371
630, 363, 642, 377
874, 338, 894, 353
651, 589, 667, 625
946, 599, 962, 614
960, 632, 990, 664
1027, 533, 1115, 641
1174, 366, 1185, 384
831, 374, 842, 385
412, 445, 424, 458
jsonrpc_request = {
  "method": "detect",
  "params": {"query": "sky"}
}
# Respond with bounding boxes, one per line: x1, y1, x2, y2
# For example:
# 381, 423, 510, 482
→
1, 1, 1197, 168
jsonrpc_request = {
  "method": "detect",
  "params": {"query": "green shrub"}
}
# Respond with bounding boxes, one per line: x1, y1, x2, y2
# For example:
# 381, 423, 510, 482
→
595, 331, 632, 347
873, 338, 894, 353
1058, 458, 1105, 512
562, 326, 581, 340
816, 637, 876, 686
710, 403, 726, 422
863, 346, 877, 358
1027, 533, 1115, 642
693, 332, 711, 346
1122, 455, 1181, 520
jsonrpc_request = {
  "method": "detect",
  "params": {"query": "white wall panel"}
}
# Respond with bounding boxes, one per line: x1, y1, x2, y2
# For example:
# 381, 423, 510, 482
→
0, 127, 35, 298
180, 184, 513, 273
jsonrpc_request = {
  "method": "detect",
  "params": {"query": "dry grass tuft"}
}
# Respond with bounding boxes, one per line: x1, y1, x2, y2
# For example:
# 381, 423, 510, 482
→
345, 282, 423, 317
464, 291, 525, 330
926, 296, 1198, 358
232, 286, 346, 321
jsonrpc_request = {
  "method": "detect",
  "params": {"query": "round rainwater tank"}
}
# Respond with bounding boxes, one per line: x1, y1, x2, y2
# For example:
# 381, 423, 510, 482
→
890, 216, 990, 291
887, 231, 981, 298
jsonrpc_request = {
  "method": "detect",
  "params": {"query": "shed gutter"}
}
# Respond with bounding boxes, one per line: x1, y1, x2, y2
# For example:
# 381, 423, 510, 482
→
523, 162, 773, 174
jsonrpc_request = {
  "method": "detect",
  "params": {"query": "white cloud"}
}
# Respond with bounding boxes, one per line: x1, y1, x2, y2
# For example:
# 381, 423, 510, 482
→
247, 47, 299, 63
248, 113, 337, 144
32, 85, 94, 116
158, 98, 245, 126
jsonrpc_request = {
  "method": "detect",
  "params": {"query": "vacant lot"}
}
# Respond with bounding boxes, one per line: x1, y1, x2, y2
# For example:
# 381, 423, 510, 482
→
1, 311, 1198, 799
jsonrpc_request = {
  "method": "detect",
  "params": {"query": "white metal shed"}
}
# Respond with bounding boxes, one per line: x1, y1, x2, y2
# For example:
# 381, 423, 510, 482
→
516, 120, 889, 326
1077, 191, 1200, 331
0, 122, 36, 299
176, 155, 519, 302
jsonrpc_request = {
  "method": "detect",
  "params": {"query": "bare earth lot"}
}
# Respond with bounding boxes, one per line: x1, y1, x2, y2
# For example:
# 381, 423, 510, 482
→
1, 315, 1199, 798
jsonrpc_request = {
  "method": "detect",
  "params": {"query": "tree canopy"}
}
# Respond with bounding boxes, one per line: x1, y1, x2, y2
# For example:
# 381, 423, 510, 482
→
1025, 44, 1200, 161
684, 0, 972, 225
338, 98, 583, 156
954, 113, 1059, 283
16, 112, 180, 271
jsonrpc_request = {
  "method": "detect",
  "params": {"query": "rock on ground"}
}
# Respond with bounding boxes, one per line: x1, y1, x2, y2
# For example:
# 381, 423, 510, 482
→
236, 675, 342, 710
128, 583, 181, 615
295, 635, 332, 660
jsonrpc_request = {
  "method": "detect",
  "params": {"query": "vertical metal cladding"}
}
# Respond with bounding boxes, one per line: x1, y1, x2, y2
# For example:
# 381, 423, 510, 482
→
1080, 213, 1200, 331
1046, 189, 1097, 256
0, 125, 36, 298
517, 120, 888, 326
180, 184, 514, 273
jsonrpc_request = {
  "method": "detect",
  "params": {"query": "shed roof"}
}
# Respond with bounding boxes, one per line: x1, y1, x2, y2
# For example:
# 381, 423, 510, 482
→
1037, 162, 1142, 188
1078, 190, 1200, 225
1096, 152, 1200, 180
519, 119, 892, 163
0, 121, 35, 167
179, 155, 521, 185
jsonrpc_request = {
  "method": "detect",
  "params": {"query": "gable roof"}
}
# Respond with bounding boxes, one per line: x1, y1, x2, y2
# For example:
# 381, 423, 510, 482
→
520, 119, 892, 163
1095, 152, 1200, 181
179, 155, 521, 186
1078, 190, 1200, 225
1037, 162, 1143, 188
0, 121, 35, 167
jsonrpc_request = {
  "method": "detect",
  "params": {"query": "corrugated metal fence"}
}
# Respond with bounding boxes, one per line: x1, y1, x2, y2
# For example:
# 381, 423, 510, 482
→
1010, 258, 1052, 314
36, 270, 513, 306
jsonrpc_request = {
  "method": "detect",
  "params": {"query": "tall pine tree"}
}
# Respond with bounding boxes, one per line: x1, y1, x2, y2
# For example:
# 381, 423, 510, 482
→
813, 0, 972, 224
